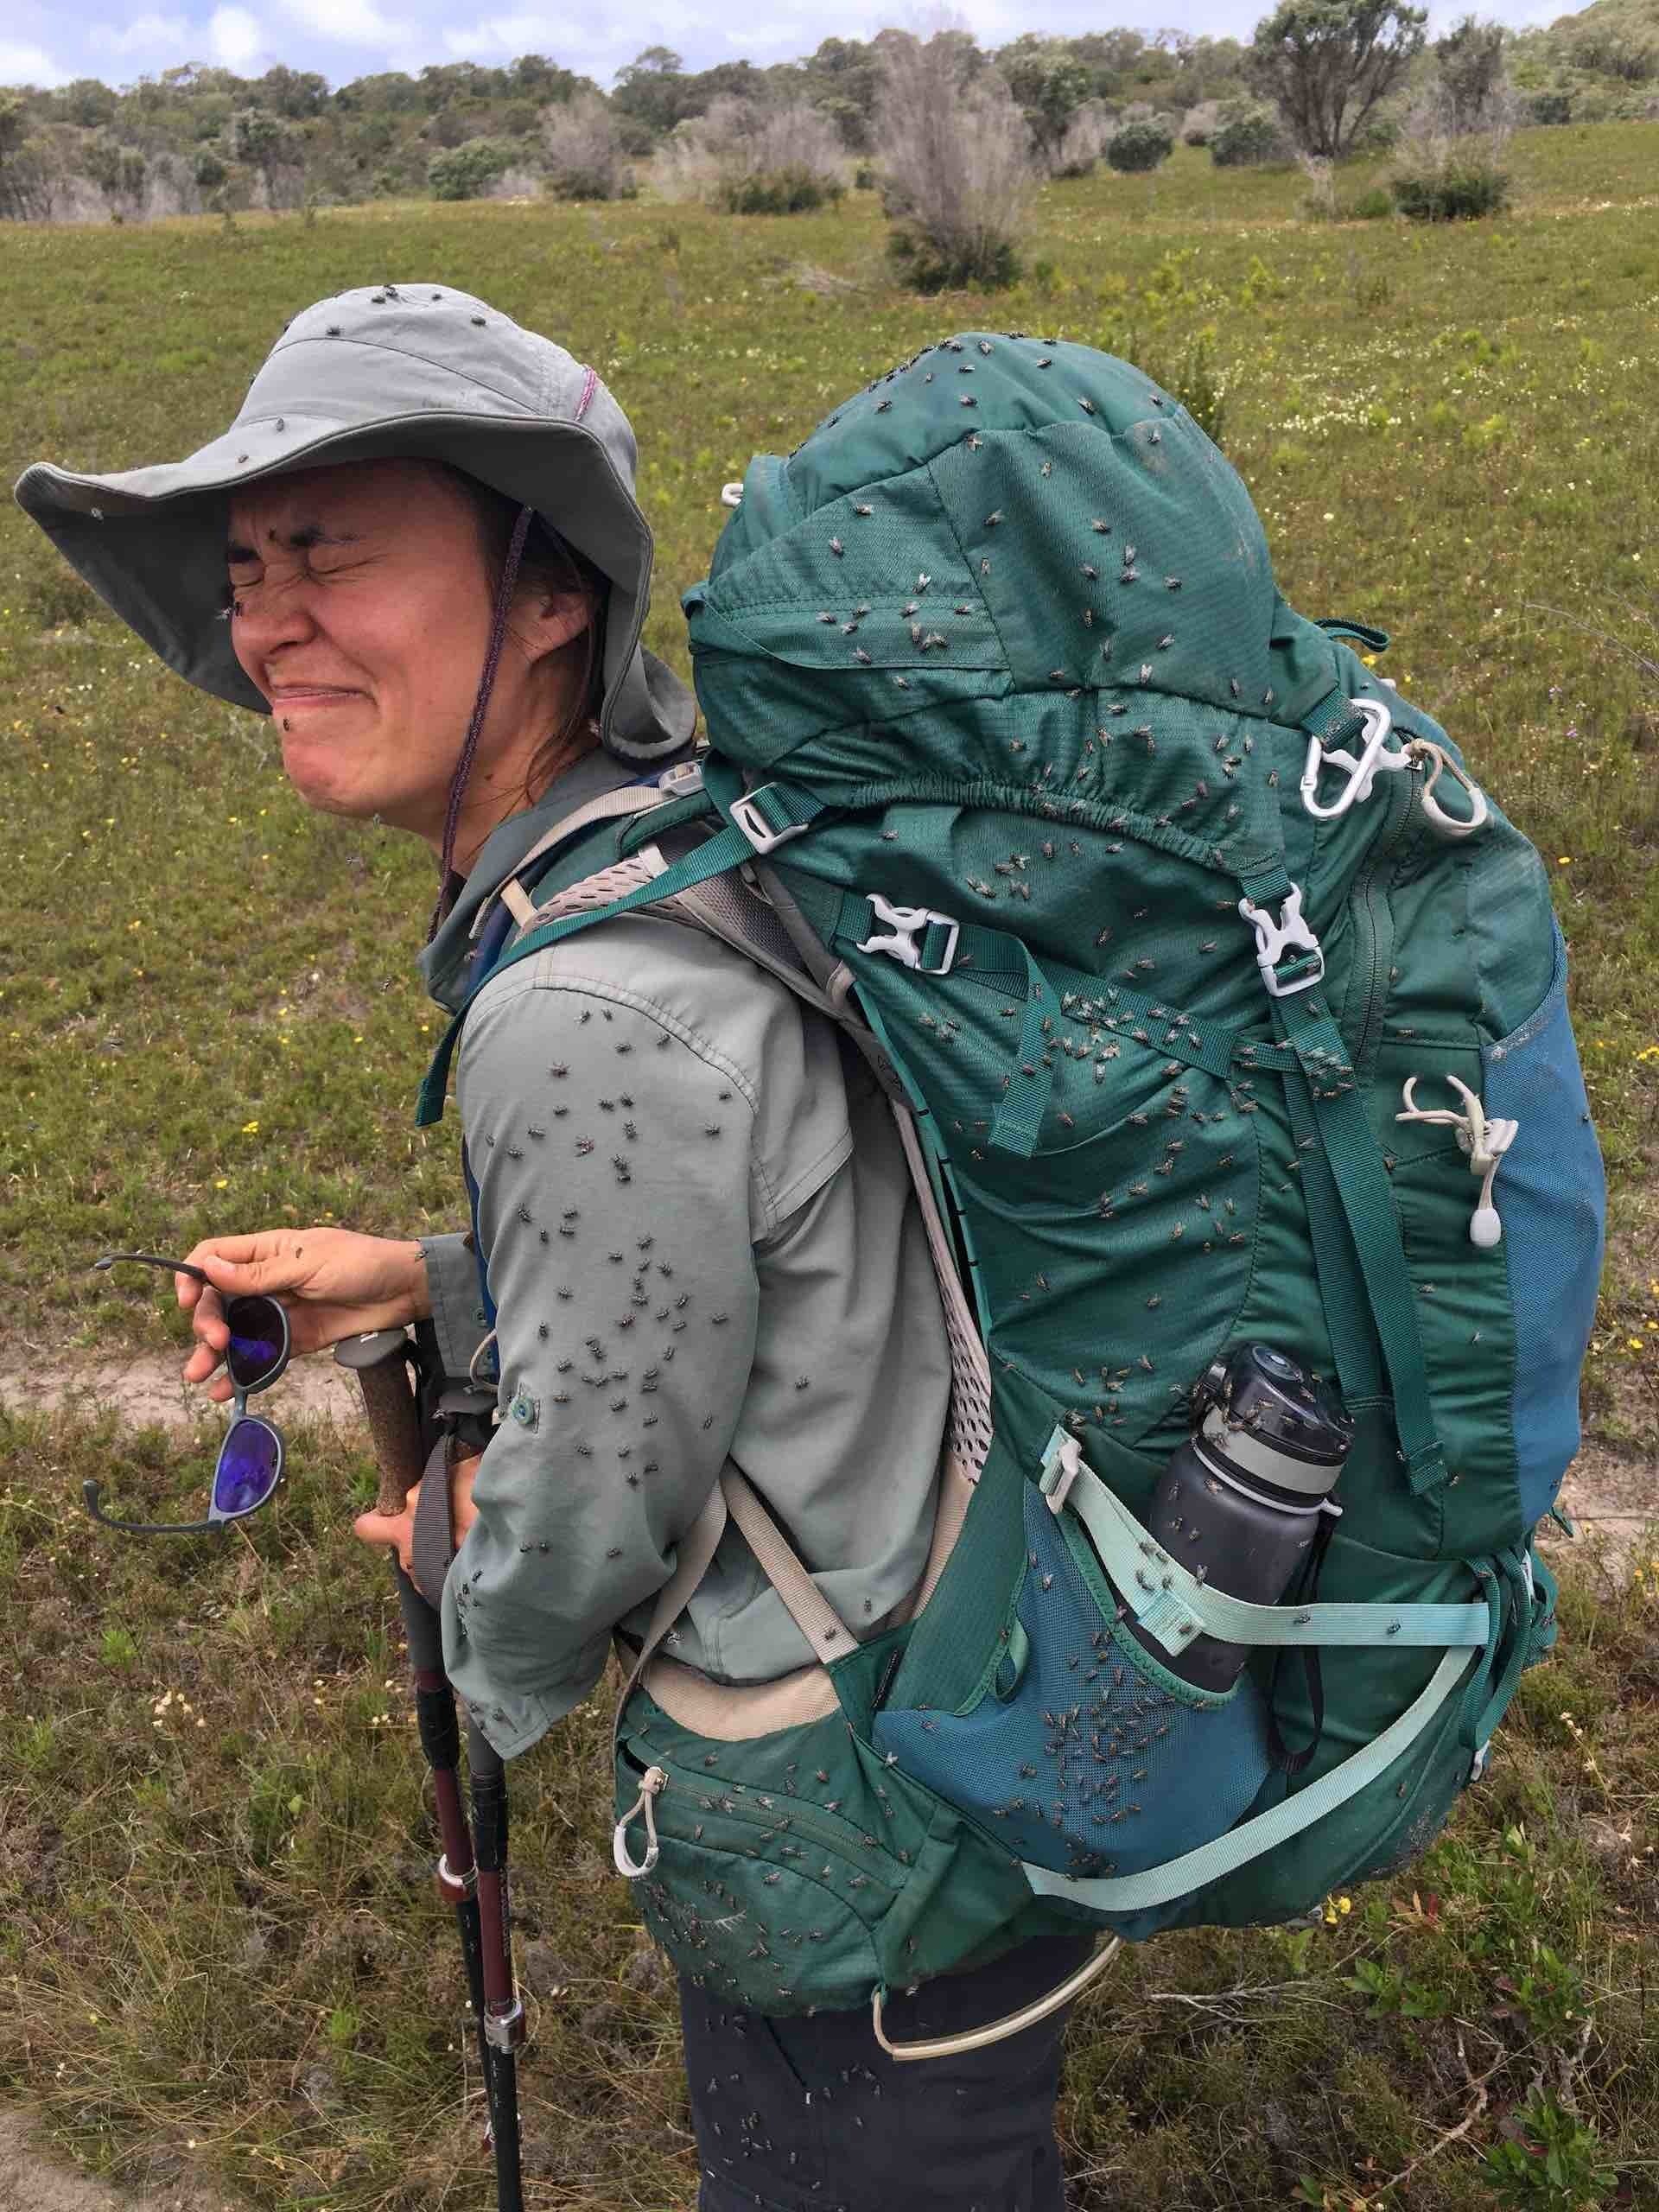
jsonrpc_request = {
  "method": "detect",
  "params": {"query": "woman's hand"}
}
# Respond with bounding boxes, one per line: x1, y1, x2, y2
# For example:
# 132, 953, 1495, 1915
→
353, 1452, 481, 1582
176, 1227, 430, 1402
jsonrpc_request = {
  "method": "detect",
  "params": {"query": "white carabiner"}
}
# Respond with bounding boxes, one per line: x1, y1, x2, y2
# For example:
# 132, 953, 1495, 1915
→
1409, 740, 1489, 840
720, 481, 744, 509
613, 1764, 666, 1878
1300, 696, 1408, 821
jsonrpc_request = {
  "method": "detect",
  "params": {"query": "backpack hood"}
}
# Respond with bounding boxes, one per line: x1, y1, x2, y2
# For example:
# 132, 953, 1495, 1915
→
685, 332, 1338, 785
14, 283, 695, 763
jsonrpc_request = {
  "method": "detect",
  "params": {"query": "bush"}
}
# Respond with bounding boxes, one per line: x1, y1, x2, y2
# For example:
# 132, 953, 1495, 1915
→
1180, 99, 1222, 145
542, 92, 632, 201
1527, 88, 1573, 124
1050, 102, 1114, 178
887, 228, 1022, 294
1106, 117, 1175, 172
1392, 156, 1510, 218
428, 138, 512, 201
874, 35, 1034, 295
1210, 97, 1287, 166
1344, 184, 1395, 218
719, 166, 842, 214
658, 96, 846, 212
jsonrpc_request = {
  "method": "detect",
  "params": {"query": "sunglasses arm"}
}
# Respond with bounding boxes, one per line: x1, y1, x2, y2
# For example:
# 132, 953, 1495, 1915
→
81, 1477, 224, 1538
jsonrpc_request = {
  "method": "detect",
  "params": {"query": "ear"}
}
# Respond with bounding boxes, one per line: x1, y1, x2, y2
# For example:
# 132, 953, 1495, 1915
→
512, 586, 594, 665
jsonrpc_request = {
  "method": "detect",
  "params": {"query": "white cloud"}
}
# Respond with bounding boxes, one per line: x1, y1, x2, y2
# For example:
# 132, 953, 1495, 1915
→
277, 0, 405, 44
97, 13, 190, 55
440, 13, 609, 61
0, 35, 68, 84
207, 4, 264, 69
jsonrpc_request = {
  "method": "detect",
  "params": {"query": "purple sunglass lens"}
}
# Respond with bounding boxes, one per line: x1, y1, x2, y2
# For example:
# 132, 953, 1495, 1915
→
226, 1295, 286, 1389
213, 1420, 282, 1518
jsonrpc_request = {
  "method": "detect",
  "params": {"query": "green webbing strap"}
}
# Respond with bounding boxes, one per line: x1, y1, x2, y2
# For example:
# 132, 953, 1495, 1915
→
1277, 1057, 1387, 1410
1268, 990, 1446, 1492
1469, 1554, 1534, 1751
1021, 1643, 1474, 1913
1315, 618, 1391, 653
990, 944, 1052, 1157
1234, 859, 1446, 1492
1301, 688, 1370, 754
415, 818, 773, 1126
1043, 1439, 1490, 1655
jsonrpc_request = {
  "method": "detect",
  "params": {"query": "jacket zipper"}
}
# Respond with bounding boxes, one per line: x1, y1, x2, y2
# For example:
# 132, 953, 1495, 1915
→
1348, 766, 1421, 1079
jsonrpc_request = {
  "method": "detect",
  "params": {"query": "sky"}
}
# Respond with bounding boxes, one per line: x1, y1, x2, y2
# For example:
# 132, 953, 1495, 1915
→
2, 0, 1580, 98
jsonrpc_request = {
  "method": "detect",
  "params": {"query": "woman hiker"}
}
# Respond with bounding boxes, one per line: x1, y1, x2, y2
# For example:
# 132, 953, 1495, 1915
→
16, 287, 1094, 2209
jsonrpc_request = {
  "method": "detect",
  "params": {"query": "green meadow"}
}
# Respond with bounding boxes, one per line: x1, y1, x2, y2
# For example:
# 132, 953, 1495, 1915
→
1, 126, 1656, 2209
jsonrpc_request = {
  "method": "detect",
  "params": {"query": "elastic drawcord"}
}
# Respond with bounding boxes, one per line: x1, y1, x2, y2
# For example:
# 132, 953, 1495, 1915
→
426, 502, 536, 944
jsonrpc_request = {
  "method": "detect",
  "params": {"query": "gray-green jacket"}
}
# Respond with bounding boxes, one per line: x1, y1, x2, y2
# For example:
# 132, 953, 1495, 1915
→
418, 752, 951, 1756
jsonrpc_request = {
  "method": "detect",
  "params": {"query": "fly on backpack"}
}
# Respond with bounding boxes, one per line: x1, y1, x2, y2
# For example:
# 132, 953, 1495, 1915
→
418, 334, 1605, 2056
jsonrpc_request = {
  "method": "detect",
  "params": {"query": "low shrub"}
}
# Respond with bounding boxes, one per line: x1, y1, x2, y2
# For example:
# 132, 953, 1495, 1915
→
1210, 98, 1286, 167
1344, 185, 1395, 219
1106, 117, 1174, 173
887, 226, 1022, 294
1392, 157, 1510, 219
718, 166, 843, 214
1527, 89, 1573, 125
658, 96, 846, 213
427, 138, 512, 202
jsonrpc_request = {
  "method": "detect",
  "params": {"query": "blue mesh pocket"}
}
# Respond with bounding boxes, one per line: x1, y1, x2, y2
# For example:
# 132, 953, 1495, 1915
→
1482, 927, 1605, 1525
874, 1479, 1273, 1881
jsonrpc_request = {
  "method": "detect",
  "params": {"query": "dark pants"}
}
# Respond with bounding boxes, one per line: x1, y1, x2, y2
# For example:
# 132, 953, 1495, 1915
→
681, 1928, 1096, 2212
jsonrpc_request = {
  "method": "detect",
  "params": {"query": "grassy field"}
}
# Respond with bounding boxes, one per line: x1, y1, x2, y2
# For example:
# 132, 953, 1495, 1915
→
1, 124, 1656, 2209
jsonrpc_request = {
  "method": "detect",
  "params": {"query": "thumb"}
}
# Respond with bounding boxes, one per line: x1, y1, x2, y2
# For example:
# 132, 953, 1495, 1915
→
353, 1508, 410, 1551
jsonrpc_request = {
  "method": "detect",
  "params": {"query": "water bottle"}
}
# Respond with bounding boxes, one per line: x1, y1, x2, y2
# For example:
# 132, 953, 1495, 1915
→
1132, 1344, 1354, 1694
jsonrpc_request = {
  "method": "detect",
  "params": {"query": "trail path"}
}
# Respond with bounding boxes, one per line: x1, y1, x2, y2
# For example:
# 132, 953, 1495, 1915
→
0, 2109, 234, 2212
3, 1350, 1653, 1573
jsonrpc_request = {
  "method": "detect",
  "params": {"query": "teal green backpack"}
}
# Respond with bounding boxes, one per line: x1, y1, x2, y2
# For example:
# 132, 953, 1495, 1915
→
420, 335, 1605, 2053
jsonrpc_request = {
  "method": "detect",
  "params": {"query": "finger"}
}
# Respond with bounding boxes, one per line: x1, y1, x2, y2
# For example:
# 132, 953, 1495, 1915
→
353, 1508, 412, 1549
181, 1341, 224, 1384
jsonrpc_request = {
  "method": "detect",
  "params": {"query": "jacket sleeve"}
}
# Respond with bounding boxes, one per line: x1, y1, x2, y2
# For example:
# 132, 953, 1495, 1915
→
416, 1230, 489, 1382
438, 965, 761, 1756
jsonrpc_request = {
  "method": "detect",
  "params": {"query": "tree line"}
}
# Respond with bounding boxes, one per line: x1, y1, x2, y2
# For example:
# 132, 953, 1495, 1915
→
0, 1, 1653, 225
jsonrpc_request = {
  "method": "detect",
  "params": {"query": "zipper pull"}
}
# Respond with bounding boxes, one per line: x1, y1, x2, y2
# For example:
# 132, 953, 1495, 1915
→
613, 1765, 666, 1878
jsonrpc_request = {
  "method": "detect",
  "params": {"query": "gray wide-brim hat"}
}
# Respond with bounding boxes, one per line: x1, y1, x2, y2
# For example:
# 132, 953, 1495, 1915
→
12, 283, 695, 763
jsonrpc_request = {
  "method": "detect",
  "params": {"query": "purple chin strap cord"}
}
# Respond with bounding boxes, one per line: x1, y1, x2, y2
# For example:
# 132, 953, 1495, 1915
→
425, 499, 535, 945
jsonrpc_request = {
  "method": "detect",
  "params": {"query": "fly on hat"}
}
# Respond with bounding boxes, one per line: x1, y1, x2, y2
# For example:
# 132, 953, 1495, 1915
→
12, 283, 695, 769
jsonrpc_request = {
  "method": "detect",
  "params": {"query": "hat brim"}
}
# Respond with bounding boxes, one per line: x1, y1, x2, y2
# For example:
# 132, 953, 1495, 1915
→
15, 411, 696, 761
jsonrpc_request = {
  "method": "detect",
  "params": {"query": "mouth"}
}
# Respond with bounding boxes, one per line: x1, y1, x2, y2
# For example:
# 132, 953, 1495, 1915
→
271, 687, 365, 712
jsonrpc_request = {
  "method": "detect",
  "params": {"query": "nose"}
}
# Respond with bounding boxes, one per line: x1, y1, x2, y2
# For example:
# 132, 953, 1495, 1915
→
229, 578, 323, 696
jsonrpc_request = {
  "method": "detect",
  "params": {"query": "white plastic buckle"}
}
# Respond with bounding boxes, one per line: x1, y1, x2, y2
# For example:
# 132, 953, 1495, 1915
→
1237, 885, 1325, 998
730, 789, 810, 854
1300, 696, 1408, 820
657, 758, 704, 796
856, 893, 960, 975
1039, 1433, 1084, 1516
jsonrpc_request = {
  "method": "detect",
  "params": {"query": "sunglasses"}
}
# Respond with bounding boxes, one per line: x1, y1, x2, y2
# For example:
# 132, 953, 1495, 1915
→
84, 1252, 291, 1536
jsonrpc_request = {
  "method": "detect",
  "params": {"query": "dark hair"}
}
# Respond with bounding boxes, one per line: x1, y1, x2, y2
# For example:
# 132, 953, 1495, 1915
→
450, 467, 608, 805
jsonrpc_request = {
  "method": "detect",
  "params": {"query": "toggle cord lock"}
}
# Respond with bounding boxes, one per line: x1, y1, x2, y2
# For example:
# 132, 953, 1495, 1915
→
1396, 1074, 1518, 1248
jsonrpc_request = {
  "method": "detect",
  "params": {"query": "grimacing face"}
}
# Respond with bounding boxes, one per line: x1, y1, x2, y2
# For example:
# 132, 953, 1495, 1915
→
224, 458, 590, 859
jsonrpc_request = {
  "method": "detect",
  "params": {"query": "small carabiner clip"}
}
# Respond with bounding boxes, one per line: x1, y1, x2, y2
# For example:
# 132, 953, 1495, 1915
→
1409, 740, 1489, 840
1300, 696, 1408, 821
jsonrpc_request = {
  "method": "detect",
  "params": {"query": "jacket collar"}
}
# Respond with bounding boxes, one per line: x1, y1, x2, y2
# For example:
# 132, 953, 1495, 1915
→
417, 745, 647, 1013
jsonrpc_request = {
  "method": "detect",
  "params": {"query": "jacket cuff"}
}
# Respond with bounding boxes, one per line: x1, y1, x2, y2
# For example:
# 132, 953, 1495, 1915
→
418, 1230, 490, 1382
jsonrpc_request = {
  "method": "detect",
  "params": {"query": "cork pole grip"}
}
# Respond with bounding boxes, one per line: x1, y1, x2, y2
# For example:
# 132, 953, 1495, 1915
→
334, 1330, 425, 1515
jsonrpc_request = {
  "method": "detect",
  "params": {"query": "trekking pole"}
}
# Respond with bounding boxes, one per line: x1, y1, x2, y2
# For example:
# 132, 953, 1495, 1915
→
334, 1330, 524, 2212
